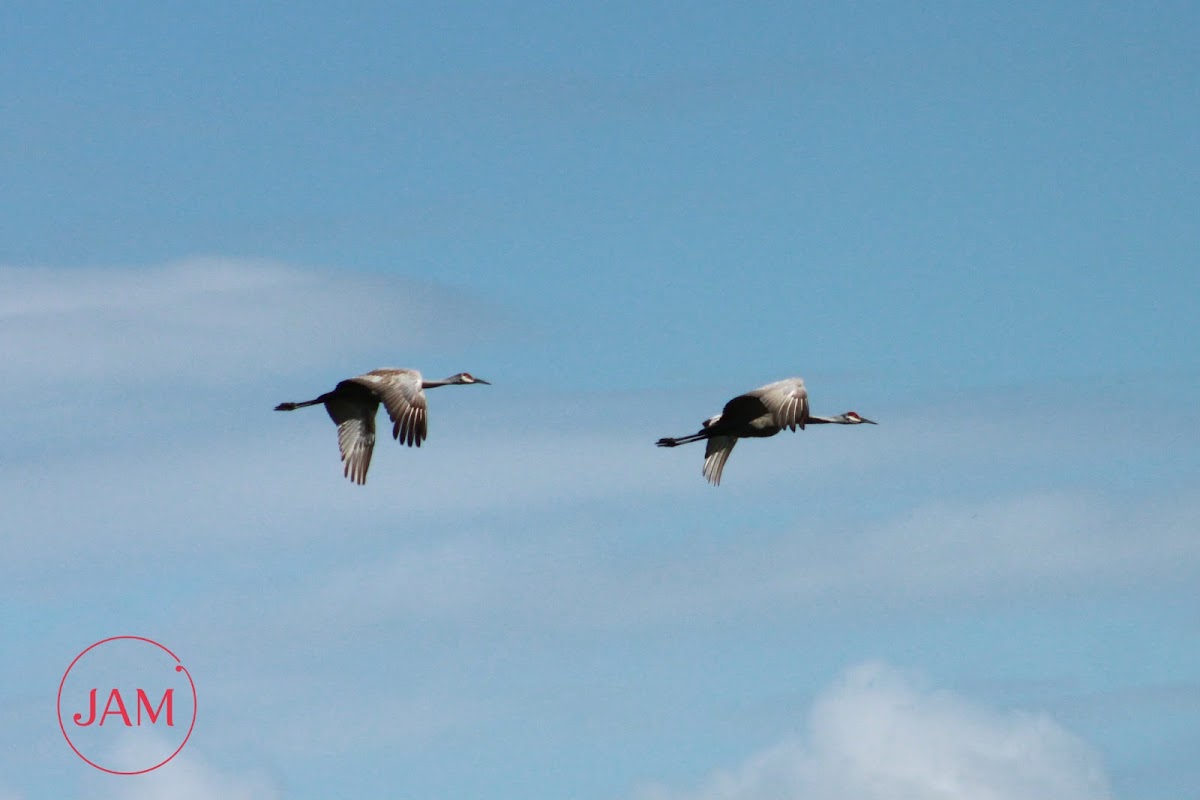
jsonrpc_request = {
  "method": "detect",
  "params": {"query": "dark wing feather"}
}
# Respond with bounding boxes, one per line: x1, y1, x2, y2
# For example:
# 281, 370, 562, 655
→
719, 394, 771, 426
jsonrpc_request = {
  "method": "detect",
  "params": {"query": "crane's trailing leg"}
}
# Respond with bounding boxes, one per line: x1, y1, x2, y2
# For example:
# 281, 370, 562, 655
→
274, 397, 326, 411
656, 431, 709, 448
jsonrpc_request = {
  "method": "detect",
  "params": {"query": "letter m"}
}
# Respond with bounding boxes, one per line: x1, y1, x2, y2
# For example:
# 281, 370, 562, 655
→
136, 688, 175, 726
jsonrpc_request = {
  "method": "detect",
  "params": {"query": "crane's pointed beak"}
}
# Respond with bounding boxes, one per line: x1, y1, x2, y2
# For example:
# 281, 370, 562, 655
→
473, 378, 492, 385
859, 416, 878, 424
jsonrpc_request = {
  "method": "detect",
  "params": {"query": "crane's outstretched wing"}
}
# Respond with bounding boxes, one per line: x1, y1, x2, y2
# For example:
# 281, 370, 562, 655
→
324, 393, 378, 485
348, 370, 428, 447
703, 436, 737, 486
744, 378, 809, 431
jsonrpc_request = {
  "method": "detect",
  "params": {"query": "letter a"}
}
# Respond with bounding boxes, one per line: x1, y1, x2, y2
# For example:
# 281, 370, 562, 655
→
99, 688, 133, 726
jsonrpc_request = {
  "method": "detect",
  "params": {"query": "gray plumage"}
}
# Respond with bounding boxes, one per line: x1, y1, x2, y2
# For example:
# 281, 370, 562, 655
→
275, 369, 489, 484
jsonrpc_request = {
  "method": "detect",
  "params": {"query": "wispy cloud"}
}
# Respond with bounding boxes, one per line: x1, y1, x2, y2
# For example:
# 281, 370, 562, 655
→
636, 661, 1113, 800
283, 486, 1200, 634
0, 258, 501, 388
86, 738, 280, 800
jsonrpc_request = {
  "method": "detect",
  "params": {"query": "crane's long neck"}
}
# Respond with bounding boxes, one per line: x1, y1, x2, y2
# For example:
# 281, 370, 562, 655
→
807, 413, 874, 425
420, 376, 459, 389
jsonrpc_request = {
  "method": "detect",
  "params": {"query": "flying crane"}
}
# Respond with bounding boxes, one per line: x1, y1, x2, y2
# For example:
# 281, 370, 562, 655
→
656, 377, 876, 485
275, 369, 489, 484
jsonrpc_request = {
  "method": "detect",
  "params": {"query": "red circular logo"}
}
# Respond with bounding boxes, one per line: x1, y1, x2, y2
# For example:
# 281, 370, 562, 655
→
57, 636, 197, 774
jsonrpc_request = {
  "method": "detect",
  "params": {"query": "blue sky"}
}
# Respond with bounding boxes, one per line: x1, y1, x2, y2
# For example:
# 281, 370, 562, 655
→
1, 2, 1197, 798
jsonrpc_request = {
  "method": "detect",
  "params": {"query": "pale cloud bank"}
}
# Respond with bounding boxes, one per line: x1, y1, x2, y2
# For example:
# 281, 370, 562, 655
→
87, 738, 280, 800
636, 661, 1112, 800
292, 487, 1200, 632
0, 258, 498, 386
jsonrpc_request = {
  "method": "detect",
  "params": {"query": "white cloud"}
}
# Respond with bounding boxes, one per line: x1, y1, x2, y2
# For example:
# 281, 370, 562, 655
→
4, 347, 1196, 620
0, 258, 500, 388
780, 489, 1200, 604
636, 661, 1113, 800
86, 738, 280, 800
284, 486, 1200, 634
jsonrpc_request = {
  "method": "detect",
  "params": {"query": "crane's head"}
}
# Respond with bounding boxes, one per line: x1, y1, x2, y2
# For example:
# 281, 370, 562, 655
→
452, 372, 491, 385
843, 411, 876, 424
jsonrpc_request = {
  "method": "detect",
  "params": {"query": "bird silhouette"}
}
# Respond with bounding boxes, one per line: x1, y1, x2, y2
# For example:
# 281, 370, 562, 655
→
275, 369, 489, 484
656, 378, 876, 485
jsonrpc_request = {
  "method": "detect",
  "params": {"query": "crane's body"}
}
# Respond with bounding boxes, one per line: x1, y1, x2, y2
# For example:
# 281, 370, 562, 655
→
275, 368, 489, 484
656, 377, 875, 485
